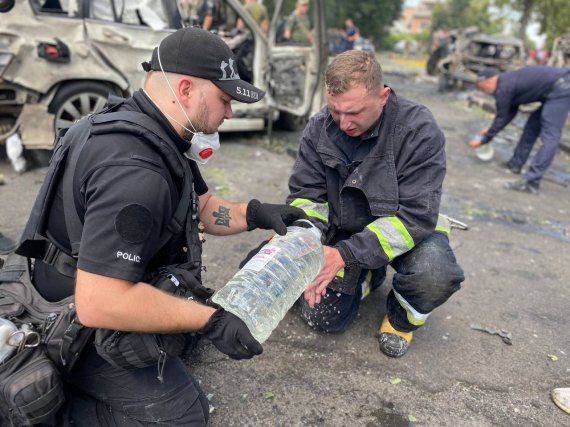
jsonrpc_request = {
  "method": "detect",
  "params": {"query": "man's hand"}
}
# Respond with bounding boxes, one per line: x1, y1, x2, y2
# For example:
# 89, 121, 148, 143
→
246, 199, 308, 235
468, 138, 482, 148
469, 128, 489, 148
200, 308, 263, 360
304, 245, 345, 308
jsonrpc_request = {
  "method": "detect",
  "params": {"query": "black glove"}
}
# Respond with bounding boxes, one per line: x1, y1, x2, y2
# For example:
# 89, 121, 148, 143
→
200, 308, 263, 360
238, 239, 270, 269
246, 199, 308, 235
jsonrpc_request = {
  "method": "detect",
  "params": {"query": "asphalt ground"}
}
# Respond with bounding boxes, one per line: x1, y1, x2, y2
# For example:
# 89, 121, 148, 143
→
1, 57, 569, 426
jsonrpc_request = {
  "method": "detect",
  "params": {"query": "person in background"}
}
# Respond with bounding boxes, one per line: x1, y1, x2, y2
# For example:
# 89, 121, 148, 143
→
179, 0, 201, 25
342, 18, 360, 51
283, 0, 312, 45
470, 66, 570, 194
198, 0, 224, 31
236, 0, 269, 35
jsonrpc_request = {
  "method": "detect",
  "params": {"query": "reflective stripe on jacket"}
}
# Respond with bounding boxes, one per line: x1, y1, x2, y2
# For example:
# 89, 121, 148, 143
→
287, 91, 447, 294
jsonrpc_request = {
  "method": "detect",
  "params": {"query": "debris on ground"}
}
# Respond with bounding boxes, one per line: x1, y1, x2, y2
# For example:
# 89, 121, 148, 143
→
551, 388, 570, 414
470, 324, 513, 345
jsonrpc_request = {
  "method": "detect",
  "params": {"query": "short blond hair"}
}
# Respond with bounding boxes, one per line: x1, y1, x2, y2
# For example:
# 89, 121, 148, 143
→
325, 51, 383, 96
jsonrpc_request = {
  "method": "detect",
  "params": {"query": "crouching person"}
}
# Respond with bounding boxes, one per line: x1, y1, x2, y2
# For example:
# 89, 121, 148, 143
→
12, 27, 306, 425
287, 51, 465, 357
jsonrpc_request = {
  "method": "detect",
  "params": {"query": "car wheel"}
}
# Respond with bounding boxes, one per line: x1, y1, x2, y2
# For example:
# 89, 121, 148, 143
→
277, 111, 309, 131
427, 46, 450, 76
48, 82, 116, 133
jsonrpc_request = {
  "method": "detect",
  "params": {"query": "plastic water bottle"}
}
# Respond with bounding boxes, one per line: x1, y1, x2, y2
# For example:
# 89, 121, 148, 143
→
6, 133, 26, 174
211, 220, 324, 343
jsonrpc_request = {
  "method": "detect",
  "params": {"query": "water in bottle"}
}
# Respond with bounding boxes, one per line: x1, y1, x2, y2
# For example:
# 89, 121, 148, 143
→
211, 220, 324, 343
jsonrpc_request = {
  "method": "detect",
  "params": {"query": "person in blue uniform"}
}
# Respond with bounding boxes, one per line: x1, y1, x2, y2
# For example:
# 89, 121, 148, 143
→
470, 66, 570, 194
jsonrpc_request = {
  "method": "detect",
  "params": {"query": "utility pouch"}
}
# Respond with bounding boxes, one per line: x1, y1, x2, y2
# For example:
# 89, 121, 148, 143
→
93, 330, 188, 378
0, 345, 64, 426
93, 264, 212, 380
152, 263, 214, 302
0, 254, 94, 375
43, 302, 94, 373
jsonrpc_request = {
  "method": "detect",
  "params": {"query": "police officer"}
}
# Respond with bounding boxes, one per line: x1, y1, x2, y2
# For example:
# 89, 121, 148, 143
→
285, 51, 465, 358
470, 65, 570, 194
27, 27, 306, 425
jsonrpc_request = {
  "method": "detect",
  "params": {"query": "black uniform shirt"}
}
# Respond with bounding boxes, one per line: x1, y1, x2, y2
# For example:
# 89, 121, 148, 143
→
34, 90, 208, 301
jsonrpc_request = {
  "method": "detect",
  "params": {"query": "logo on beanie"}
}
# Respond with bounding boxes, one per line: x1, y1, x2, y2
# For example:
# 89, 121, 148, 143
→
220, 58, 239, 80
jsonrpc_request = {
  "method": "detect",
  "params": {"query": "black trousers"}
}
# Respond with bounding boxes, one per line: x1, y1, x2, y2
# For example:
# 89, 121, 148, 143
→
298, 231, 465, 333
61, 345, 209, 426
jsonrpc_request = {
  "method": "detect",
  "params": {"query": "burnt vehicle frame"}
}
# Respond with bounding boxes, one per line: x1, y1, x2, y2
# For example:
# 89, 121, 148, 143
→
427, 27, 524, 91
0, 0, 327, 151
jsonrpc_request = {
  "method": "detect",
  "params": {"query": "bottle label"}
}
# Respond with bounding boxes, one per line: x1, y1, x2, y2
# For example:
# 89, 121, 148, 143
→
243, 245, 281, 272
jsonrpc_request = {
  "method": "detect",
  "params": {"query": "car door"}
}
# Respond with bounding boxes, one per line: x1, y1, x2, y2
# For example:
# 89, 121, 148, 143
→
83, 0, 181, 93
265, 0, 326, 125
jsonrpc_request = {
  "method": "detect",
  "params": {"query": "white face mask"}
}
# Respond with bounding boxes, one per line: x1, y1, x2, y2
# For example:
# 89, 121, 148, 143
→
184, 132, 220, 164
153, 44, 221, 164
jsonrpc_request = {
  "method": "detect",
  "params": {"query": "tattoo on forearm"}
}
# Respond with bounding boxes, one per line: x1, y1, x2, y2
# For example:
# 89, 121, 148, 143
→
213, 205, 231, 227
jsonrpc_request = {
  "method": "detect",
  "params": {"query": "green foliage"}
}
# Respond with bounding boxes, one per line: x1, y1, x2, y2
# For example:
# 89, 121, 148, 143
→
382, 31, 429, 50
325, 0, 403, 44
534, 0, 570, 46
431, 0, 502, 34
486, 0, 569, 46
264, 0, 296, 18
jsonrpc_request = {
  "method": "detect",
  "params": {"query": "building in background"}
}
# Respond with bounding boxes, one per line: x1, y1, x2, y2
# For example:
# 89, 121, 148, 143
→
392, 0, 445, 34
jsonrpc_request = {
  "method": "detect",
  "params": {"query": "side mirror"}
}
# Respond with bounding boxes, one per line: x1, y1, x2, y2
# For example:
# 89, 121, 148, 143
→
0, 0, 15, 13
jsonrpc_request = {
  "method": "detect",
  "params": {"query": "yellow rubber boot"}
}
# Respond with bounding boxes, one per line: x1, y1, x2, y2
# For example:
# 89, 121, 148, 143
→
378, 315, 413, 358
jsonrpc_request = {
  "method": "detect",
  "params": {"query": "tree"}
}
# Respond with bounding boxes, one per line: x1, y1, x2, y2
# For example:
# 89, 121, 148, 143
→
265, 0, 404, 46
534, 0, 570, 47
325, 0, 404, 46
494, 0, 535, 43
431, 0, 502, 34
492, 0, 570, 48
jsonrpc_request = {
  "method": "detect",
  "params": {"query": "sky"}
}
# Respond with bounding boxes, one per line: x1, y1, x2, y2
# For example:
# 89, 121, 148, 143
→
404, 0, 546, 48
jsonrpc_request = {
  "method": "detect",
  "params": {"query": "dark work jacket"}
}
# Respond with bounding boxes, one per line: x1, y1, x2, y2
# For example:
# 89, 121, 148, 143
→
482, 65, 570, 144
287, 91, 446, 294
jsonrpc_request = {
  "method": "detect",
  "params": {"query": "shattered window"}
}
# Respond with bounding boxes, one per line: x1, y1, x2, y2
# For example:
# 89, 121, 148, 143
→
90, 0, 170, 30
33, 0, 70, 14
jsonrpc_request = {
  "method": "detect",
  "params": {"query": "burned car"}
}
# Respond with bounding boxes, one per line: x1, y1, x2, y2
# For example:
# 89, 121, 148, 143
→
427, 27, 524, 91
0, 0, 326, 152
